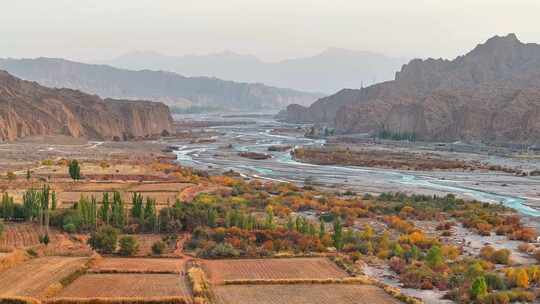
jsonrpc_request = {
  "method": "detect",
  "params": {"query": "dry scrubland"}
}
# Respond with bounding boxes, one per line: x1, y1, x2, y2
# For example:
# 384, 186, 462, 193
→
202, 258, 348, 284
57, 274, 191, 298
213, 284, 400, 304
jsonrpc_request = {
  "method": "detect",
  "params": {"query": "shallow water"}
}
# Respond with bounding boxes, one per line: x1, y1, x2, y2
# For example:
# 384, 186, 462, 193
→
172, 113, 540, 218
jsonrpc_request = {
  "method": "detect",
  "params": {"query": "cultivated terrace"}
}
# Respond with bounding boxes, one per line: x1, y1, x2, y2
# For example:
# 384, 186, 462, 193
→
0, 157, 539, 304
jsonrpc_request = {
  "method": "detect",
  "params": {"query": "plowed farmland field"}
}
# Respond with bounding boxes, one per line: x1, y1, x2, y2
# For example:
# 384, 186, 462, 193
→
57, 274, 191, 297
91, 258, 185, 273
202, 258, 348, 284
0, 223, 44, 249
0, 256, 88, 298
213, 284, 400, 304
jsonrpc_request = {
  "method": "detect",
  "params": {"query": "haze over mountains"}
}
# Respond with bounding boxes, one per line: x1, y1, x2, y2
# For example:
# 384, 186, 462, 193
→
281, 34, 540, 144
0, 58, 320, 112
103, 49, 407, 94
0, 71, 173, 142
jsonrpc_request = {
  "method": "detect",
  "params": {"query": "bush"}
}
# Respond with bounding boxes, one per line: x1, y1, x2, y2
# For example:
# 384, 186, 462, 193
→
492, 249, 511, 265
480, 246, 511, 265
480, 292, 510, 304
118, 236, 139, 256
471, 276, 488, 299
6, 171, 16, 181
88, 226, 119, 254
51, 209, 83, 232
0, 220, 4, 236
62, 223, 76, 233
484, 273, 507, 291
68, 160, 81, 180
200, 242, 240, 258
152, 240, 166, 255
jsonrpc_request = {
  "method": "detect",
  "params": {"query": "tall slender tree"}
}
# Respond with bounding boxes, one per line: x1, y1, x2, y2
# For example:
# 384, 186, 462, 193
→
99, 192, 111, 225
333, 217, 343, 250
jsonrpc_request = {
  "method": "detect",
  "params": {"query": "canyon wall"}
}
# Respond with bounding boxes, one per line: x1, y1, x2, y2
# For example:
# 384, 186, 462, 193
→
0, 70, 173, 142
281, 34, 540, 144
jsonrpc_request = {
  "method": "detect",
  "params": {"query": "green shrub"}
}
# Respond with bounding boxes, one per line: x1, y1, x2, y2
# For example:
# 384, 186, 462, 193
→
62, 223, 76, 233
200, 242, 240, 258
471, 276, 488, 300
26, 248, 37, 257
480, 291, 510, 304
88, 226, 119, 254
68, 160, 81, 180
492, 249, 511, 265
152, 241, 166, 255
118, 236, 139, 256
484, 273, 507, 291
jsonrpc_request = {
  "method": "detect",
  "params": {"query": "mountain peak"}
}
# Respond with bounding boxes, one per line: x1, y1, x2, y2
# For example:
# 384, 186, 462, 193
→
484, 33, 520, 45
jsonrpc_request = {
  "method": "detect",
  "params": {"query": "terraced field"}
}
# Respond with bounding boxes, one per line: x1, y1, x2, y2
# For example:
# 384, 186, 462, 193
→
91, 257, 185, 273
0, 223, 43, 249
213, 284, 400, 304
57, 274, 191, 297
202, 258, 348, 284
0, 256, 88, 298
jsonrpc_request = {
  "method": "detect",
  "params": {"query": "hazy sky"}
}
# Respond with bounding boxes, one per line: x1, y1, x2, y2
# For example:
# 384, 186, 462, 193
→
1, 0, 540, 62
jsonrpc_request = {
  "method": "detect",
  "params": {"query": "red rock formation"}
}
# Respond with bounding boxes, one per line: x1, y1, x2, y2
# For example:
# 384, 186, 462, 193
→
282, 34, 540, 144
0, 71, 173, 142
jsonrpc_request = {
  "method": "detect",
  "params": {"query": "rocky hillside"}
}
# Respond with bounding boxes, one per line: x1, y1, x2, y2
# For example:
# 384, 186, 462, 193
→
0, 71, 174, 142
0, 58, 321, 111
280, 34, 540, 144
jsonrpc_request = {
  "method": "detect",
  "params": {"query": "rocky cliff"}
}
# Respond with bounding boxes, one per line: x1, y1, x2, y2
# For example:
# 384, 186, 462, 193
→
281, 34, 540, 144
0, 58, 321, 111
0, 71, 174, 142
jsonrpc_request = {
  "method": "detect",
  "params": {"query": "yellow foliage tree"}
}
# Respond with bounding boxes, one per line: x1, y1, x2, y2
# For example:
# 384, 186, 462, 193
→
515, 268, 530, 288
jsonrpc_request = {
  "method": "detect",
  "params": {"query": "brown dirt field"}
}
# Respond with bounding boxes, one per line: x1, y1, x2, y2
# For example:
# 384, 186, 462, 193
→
0, 223, 42, 249
0, 223, 91, 255
129, 182, 194, 192
213, 284, 400, 304
66, 182, 133, 192
91, 258, 185, 273
0, 256, 88, 298
57, 274, 191, 298
202, 258, 348, 284
58, 191, 179, 207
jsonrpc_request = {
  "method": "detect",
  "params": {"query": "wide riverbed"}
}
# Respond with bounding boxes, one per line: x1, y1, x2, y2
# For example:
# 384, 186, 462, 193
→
172, 113, 540, 218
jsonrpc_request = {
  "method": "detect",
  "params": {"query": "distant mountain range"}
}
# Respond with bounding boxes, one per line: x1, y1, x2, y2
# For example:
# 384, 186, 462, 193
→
102, 49, 408, 94
0, 70, 173, 142
280, 34, 540, 144
0, 58, 321, 112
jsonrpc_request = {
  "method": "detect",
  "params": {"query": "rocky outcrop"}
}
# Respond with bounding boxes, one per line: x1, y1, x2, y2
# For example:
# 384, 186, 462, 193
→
0, 71, 173, 142
0, 58, 321, 111
282, 34, 540, 144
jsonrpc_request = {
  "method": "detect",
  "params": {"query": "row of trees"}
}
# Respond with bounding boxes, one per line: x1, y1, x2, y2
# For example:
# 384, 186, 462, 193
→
1, 186, 56, 243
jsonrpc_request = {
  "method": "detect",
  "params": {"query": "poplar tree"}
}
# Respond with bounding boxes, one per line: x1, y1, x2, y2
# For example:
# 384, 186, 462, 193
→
111, 191, 125, 229
333, 217, 343, 250
99, 192, 111, 225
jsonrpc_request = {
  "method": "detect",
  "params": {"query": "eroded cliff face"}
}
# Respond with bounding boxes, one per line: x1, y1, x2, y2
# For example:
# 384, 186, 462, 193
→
0, 71, 173, 142
283, 34, 540, 144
